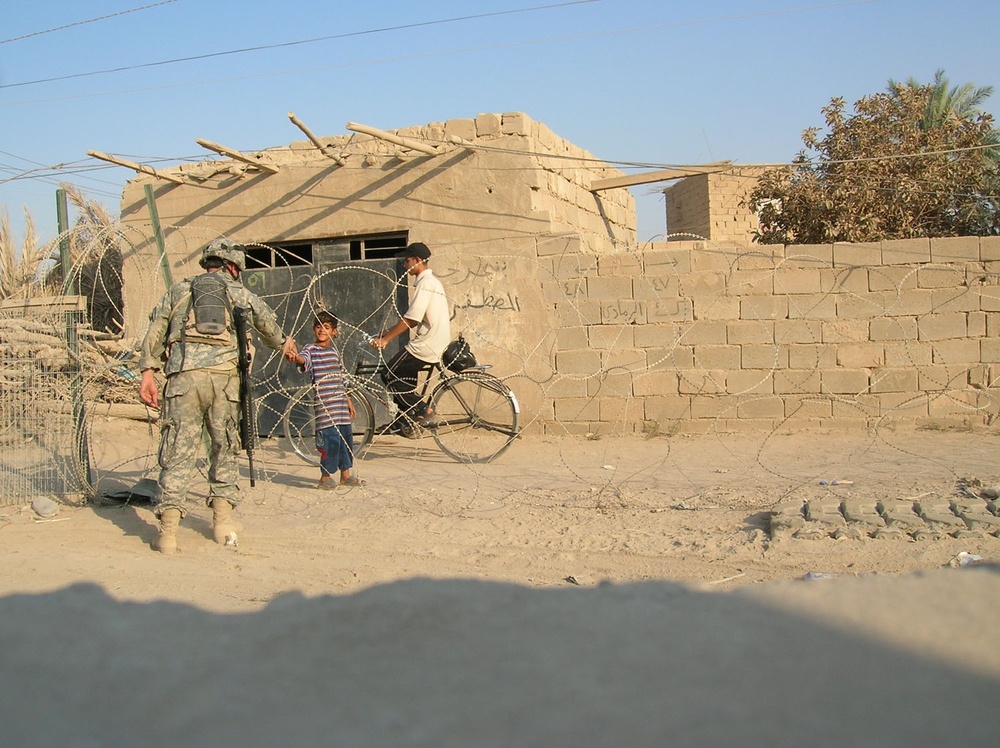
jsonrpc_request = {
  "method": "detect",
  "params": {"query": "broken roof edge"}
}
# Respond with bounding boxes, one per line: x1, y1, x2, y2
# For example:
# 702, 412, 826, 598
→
270, 112, 610, 168
136, 111, 626, 187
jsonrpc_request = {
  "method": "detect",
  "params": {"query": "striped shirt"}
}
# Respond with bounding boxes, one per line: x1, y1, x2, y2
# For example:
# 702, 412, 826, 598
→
300, 343, 351, 429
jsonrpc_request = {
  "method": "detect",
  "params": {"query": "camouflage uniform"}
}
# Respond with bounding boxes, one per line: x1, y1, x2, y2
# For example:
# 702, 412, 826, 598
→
139, 271, 287, 517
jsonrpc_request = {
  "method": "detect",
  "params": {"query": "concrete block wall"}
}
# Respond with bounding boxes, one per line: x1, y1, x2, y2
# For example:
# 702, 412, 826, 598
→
540, 236, 1000, 435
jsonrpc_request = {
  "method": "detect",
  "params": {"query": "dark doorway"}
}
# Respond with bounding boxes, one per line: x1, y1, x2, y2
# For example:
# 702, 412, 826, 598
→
245, 247, 407, 436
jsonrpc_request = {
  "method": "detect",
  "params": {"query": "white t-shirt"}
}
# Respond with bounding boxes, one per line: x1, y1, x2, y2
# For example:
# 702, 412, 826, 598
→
403, 268, 451, 363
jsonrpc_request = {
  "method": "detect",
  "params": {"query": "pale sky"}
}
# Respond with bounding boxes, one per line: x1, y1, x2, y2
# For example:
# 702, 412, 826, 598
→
2, 0, 998, 246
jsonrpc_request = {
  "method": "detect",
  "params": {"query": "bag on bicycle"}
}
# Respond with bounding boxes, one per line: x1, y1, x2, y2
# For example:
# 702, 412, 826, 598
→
442, 334, 477, 371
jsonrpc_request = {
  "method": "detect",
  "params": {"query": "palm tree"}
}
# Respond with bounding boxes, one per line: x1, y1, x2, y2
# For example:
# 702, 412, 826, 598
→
887, 68, 994, 130
887, 69, 1000, 176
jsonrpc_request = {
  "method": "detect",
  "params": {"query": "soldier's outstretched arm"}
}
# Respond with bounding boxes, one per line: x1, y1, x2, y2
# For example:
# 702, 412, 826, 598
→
281, 336, 299, 361
244, 293, 290, 351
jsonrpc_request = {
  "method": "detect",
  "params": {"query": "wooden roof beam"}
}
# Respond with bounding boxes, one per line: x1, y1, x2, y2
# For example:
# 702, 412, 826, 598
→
346, 121, 440, 156
590, 161, 733, 192
195, 139, 279, 174
86, 150, 185, 185
287, 112, 346, 166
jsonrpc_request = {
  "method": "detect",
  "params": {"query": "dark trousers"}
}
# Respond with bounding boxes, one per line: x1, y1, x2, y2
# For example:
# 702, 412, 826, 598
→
382, 348, 430, 421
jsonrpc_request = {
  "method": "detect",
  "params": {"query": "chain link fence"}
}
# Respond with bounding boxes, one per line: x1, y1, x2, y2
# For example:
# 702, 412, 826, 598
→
0, 297, 93, 505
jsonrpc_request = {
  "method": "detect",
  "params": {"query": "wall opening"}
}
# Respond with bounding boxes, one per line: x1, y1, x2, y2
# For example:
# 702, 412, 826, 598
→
257, 232, 409, 268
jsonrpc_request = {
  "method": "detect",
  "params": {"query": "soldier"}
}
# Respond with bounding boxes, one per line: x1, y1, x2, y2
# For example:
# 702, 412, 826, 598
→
138, 238, 298, 553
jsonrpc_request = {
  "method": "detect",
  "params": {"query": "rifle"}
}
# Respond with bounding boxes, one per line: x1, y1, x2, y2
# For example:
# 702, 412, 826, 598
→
232, 306, 257, 487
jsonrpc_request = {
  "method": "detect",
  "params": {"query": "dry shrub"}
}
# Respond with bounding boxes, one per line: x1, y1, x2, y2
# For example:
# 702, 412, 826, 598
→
0, 208, 48, 300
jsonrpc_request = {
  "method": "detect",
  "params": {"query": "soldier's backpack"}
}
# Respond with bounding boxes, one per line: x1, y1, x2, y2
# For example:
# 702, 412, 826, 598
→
183, 273, 235, 345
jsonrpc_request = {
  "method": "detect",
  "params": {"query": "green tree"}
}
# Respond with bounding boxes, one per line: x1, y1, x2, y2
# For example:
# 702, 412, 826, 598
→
747, 72, 1000, 244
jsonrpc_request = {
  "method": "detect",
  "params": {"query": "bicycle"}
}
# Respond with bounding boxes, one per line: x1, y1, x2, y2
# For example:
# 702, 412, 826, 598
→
282, 344, 520, 465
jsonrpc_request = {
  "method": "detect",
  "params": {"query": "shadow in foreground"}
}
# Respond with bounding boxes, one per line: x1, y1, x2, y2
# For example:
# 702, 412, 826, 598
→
1, 569, 998, 748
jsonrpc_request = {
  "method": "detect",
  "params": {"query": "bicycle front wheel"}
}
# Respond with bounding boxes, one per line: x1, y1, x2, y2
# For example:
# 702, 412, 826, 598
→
282, 385, 375, 466
429, 373, 519, 463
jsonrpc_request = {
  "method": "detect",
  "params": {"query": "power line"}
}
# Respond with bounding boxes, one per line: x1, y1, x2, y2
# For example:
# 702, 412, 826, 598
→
7, 120, 994, 191
430, 137, 1000, 173
24, 130, 996, 190
0, 1, 879, 105
766, 181, 1000, 200
789, 142, 1000, 167
1, 0, 877, 94
0, 150, 126, 198
0, 2, 879, 108
0, 169, 122, 200
0, 0, 179, 45
0, 0, 604, 89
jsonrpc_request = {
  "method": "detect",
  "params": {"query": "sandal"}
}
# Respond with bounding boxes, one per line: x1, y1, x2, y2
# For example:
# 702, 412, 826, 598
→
340, 476, 366, 487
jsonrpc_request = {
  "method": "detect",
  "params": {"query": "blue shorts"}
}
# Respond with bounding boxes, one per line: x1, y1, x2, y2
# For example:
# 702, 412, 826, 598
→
316, 424, 354, 475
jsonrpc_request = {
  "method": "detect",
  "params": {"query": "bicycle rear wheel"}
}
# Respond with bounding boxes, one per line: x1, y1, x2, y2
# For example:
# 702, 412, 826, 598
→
429, 373, 519, 463
282, 384, 375, 466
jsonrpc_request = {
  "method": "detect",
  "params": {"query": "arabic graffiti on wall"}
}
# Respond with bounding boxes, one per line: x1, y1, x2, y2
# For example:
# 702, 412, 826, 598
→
444, 258, 524, 316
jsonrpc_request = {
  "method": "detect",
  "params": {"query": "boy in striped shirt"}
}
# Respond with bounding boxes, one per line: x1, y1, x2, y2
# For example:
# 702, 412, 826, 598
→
289, 311, 362, 488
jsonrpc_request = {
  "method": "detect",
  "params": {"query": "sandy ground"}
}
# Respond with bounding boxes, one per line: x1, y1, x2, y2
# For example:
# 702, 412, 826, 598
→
2, 422, 999, 746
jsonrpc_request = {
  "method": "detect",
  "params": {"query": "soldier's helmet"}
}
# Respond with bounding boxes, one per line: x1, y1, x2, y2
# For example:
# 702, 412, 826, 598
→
200, 238, 246, 271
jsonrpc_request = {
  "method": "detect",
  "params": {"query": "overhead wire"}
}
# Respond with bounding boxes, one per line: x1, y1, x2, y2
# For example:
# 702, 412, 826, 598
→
0, 150, 123, 199
0, 1, 179, 45
0, 0, 876, 97
801, 182, 1000, 201
0, 0, 605, 89
6, 131, 995, 199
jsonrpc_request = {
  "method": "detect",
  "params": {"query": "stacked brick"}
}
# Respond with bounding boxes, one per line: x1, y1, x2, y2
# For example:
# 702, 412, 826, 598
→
664, 175, 711, 240
665, 168, 768, 245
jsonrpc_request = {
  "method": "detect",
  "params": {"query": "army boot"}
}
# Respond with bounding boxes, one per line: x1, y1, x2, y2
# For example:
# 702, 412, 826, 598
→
211, 499, 237, 545
155, 508, 181, 554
